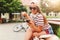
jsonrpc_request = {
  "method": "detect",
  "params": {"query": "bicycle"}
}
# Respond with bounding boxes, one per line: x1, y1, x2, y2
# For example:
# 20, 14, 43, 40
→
13, 22, 29, 32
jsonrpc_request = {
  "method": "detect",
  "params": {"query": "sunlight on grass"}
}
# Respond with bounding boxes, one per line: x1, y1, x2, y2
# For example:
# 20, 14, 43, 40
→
46, 16, 60, 18
57, 27, 60, 37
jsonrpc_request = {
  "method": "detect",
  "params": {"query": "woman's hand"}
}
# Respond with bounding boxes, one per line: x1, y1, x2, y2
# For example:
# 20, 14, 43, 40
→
33, 31, 47, 37
21, 12, 28, 17
33, 32, 39, 37
33, 32, 40, 37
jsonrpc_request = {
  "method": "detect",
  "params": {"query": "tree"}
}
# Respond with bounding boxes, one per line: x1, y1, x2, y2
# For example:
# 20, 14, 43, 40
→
0, 0, 27, 13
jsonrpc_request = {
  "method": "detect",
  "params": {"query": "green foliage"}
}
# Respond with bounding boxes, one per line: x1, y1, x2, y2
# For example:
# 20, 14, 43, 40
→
0, 0, 27, 13
50, 24, 60, 38
57, 26, 60, 37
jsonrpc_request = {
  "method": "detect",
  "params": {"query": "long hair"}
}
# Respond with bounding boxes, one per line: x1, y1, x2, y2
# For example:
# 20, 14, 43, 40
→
30, 2, 42, 13
36, 6, 42, 13
36, 6, 48, 25
30, 2, 48, 25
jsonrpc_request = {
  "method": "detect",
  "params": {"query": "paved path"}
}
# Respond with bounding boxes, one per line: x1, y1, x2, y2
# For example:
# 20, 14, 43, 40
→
0, 23, 26, 40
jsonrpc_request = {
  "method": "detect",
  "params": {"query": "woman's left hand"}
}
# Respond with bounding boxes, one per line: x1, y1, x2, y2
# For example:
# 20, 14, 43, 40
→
33, 32, 39, 37
33, 31, 46, 37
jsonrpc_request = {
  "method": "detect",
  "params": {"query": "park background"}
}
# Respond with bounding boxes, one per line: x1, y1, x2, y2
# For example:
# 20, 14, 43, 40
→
0, 0, 60, 39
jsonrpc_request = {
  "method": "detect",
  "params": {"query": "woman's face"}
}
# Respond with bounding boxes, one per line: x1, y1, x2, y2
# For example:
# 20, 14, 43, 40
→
29, 4, 38, 14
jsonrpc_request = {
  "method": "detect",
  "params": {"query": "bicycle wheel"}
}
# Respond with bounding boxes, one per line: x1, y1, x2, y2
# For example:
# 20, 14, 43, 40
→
13, 24, 22, 32
22, 23, 29, 29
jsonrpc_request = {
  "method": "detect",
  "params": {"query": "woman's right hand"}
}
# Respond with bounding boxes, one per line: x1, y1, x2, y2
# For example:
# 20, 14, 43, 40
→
21, 12, 28, 17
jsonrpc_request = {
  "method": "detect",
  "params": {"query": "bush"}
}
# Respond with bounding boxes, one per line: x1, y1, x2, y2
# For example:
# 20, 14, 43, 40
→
0, 0, 27, 13
50, 24, 60, 38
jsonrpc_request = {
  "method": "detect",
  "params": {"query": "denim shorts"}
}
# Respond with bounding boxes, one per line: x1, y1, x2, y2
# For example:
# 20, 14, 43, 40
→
48, 27, 54, 34
45, 27, 54, 34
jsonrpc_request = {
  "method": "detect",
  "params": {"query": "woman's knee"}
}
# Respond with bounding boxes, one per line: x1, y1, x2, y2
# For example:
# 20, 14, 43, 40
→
46, 35, 59, 40
25, 28, 33, 36
25, 28, 33, 40
26, 28, 33, 32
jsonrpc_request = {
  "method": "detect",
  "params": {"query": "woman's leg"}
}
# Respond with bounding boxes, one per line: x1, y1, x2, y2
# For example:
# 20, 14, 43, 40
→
24, 28, 33, 40
46, 35, 59, 40
39, 39, 44, 40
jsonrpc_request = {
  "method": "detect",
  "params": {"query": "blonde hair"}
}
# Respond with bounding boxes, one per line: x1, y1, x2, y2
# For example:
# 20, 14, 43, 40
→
36, 6, 48, 25
30, 2, 42, 13
30, 2, 48, 25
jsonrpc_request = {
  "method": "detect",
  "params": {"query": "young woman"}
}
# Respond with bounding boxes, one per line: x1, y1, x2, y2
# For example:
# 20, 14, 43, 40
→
22, 2, 59, 40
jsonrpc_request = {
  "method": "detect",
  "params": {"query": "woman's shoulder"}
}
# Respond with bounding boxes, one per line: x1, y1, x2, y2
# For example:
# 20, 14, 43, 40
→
30, 13, 33, 17
37, 13, 43, 17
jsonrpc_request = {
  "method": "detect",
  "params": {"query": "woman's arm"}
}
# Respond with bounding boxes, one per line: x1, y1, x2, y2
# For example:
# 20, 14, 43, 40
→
22, 12, 42, 32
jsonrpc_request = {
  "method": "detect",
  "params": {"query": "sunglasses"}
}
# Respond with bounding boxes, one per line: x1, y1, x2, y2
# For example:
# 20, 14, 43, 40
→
29, 7, 37, 10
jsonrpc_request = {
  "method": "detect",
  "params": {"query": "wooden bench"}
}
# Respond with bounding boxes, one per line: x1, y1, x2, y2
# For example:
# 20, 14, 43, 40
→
48, 19, 60, 37
48, 21, 60, 25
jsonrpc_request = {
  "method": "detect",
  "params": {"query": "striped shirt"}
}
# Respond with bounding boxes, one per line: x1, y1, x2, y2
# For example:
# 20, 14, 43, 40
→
30, 13, 51, 29
30, 13, 44, 26
30, 13, 54, 34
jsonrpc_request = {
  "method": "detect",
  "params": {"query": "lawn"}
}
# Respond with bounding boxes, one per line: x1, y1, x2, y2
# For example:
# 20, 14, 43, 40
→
46, 16, 60, 18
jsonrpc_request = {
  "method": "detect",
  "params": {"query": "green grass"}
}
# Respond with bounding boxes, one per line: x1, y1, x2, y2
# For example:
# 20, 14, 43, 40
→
57, 27, 60, 37
50, 24, 60, 38
46, 16, 60, 18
